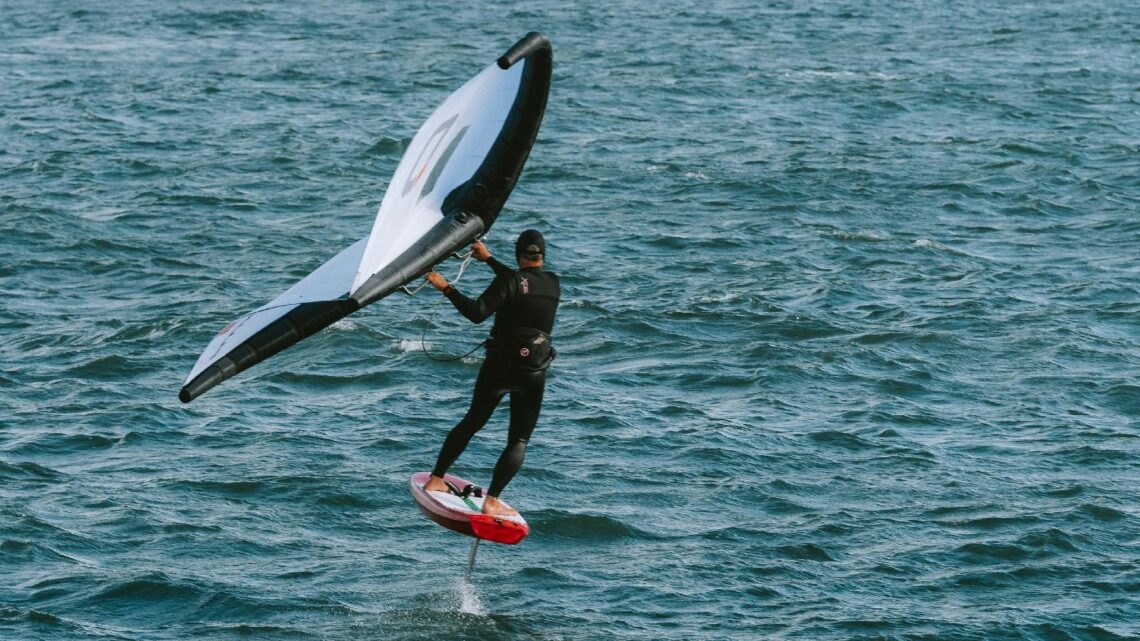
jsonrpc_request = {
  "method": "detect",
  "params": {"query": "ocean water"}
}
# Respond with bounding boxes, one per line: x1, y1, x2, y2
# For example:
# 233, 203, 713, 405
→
2, 1, 1138, 639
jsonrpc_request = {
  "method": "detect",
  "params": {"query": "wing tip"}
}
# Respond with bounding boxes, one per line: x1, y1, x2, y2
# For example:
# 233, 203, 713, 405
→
496, 31, 551, 70
180, 363, 224, 403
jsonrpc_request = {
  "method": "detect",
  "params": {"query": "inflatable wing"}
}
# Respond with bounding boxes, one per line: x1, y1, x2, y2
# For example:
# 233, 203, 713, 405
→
180, 32, 552, 403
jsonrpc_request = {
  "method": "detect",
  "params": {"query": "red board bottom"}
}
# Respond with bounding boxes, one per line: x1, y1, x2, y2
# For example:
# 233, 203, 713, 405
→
469, 514, 529, 545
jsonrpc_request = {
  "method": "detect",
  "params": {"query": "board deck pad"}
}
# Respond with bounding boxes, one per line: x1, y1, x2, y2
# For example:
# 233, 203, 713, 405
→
410, 471, 529, 545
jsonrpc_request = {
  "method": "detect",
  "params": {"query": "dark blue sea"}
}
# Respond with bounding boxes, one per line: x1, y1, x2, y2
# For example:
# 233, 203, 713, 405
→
3, 1, 1138, 639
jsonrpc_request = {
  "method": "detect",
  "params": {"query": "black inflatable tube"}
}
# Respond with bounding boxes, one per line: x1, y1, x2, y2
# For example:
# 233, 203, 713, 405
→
456, 34, 552, 232
179, 298, 359, 403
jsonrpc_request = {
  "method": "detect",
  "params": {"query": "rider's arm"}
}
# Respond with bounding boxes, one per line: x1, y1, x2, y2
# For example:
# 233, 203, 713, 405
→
443, 273, 515, 324
486, 255, 514, 278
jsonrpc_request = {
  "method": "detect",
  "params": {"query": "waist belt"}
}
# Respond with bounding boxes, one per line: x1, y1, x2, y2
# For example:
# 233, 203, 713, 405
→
490, 327, 555, 372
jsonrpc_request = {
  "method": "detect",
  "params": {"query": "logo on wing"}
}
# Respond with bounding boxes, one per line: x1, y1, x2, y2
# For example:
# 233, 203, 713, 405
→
401, 114, 469, 202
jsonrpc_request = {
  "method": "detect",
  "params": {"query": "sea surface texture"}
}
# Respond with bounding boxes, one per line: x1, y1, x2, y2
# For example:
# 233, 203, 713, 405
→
2, 1, 1138, 640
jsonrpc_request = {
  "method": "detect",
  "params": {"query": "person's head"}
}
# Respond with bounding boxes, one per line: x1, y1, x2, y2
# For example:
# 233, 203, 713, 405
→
515, 229, 545, 267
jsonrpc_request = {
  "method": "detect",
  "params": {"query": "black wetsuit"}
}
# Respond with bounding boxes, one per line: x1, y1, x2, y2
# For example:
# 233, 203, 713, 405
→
431, 256, 560, 497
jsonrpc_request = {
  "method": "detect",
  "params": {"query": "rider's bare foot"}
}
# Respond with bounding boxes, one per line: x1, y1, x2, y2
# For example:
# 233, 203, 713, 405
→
423, 475, 449, 493
481, 495, 518, 517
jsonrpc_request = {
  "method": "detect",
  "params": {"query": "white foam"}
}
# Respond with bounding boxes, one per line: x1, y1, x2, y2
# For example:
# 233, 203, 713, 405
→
696, 291, 746, 304
456, 578, 486, 615
913, 238, 949, 251
397, 339, 427, 353
786, 69, 901, 82
834, 230, 891, 242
